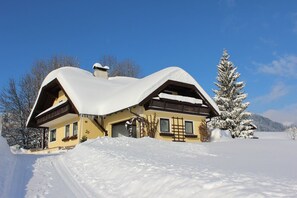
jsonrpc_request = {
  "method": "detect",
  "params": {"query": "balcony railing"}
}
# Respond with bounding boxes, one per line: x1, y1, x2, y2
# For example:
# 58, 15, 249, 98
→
36, 102, 71, 125
146, 99, 210, 116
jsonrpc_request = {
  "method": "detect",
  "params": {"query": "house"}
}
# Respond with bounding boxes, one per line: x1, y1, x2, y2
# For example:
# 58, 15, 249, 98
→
26, 64, 219, 150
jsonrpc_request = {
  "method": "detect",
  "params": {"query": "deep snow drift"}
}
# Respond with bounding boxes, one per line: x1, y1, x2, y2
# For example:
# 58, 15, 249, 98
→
0, 135, 15, 197
0, 136, 44, 198
1, 132, 297, 198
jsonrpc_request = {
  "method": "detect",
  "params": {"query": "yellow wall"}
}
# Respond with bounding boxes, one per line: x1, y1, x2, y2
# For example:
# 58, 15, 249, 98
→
47, 105, 206, 149
104, 108, 138, 137
48, 115, 105, 149
80, 116, 105, 139
142, 109, 205, 143
102, 106, 205, 143
48, 116, 80, 149
53, 90, 67, 105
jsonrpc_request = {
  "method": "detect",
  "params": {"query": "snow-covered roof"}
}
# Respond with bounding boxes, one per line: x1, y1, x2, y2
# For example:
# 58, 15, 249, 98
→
27, 66, 219, 126
158, 93, 203, 104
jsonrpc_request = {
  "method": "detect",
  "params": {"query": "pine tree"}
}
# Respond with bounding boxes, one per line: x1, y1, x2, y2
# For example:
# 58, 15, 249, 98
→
212, 50, 254, 138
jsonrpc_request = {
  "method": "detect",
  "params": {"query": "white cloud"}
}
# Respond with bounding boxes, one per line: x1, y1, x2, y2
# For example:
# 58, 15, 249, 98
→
258, 55, 297, 78
262, 103, 297, 126
254, 82, 290, 103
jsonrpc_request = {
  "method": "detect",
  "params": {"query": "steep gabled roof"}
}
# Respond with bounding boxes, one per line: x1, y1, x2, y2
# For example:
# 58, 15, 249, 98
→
27, 66, 219, 127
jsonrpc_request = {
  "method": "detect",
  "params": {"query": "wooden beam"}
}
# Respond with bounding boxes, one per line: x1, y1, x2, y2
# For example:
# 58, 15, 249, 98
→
139, 80, 219, 117
94, 117, 108, 136
145, 99, 210, 116
36, 102, 71, 125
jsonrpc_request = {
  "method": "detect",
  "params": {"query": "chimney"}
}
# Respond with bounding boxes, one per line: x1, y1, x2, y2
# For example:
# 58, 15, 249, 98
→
93, 63, 109, 79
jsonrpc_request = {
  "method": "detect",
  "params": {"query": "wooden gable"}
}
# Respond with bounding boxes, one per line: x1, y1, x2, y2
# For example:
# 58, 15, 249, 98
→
27, 79, 78, 128
141, 80, 219, 117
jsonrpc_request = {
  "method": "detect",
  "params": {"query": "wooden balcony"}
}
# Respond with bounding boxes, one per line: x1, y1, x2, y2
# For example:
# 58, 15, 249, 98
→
35, 101, 72, 126
145, 99, 210, 116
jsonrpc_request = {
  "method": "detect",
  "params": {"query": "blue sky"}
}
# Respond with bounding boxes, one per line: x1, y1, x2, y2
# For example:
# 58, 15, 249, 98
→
1, 0, 297, 125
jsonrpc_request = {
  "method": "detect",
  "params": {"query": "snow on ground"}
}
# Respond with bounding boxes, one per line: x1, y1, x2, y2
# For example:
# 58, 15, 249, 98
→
0, 136, 48, 198
0, 135, 16, 197
255, 131, 291, 140
1, 132, 297, 198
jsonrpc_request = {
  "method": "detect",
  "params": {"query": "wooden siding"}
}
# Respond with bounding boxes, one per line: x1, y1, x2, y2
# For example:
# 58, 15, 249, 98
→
145, 99, 210, 116
36, 102, 71, 125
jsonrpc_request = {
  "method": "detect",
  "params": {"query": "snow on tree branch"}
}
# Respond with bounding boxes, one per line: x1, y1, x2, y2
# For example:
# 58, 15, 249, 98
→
210, 50, 254, 138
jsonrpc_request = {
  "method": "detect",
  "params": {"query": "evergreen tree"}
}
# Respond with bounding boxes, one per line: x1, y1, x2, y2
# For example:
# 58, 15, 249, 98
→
211, 50, 253, 138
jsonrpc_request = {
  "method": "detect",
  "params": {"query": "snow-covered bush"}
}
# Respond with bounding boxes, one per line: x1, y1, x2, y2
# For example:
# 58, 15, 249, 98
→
80, 135, 88, 143
287, 126, 297, 140
210, 128, 231, 142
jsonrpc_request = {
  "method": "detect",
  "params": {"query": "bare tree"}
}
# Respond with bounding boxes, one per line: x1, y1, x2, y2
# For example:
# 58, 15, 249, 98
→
145, 113, 159, 138
199, 120, 210, 142
31, 56, 79, 94
0, 55, 79, 148
100, 55, 118, 71
100, 55, 140, 77
0, 79, 27, 146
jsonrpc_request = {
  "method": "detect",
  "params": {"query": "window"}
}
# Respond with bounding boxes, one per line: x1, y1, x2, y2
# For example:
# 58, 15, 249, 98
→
185, 121, 193, 134
65, 125, 70, 137
50, 129, 56, 142
73, 122, 78, 136
160, 118, 170, 132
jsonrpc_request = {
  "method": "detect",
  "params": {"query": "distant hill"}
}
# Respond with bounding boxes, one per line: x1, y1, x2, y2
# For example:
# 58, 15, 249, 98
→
251, 114, 286, 132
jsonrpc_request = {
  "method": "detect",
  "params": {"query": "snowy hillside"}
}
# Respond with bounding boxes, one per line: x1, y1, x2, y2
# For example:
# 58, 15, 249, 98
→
1, 133, 297, 197
251, 114, 286, 131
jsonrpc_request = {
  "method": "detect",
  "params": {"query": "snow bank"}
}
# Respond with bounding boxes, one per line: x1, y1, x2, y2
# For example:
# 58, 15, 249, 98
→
2, 134, 297, 197
210, 128, 231, 142
26, 136, 297, 197
0, 136, 16, 197
255, 131, 290, 140
2, 131, 297, 197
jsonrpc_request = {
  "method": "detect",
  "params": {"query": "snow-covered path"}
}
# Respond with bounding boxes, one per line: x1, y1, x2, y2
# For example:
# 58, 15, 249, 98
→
0, 137, 41, 198
26, 154, 98, 198
51, 156, 95, 197
7, 155, 40, 198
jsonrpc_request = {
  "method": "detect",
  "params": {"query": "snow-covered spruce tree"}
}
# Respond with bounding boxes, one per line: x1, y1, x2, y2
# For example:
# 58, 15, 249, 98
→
211, 50, 253, 138
287, 125, 297, 140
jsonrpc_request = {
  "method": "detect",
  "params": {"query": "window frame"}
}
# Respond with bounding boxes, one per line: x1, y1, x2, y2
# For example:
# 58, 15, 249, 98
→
65, 124, 70, 137
185, 121, 194, 134
50, 129, 56, 142
160, 118, 170, 133
73, 122, 78, 136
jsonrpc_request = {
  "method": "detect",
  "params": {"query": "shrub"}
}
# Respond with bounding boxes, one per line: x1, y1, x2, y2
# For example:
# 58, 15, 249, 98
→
81, 135, 88, 143
199, 120, 210, 142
